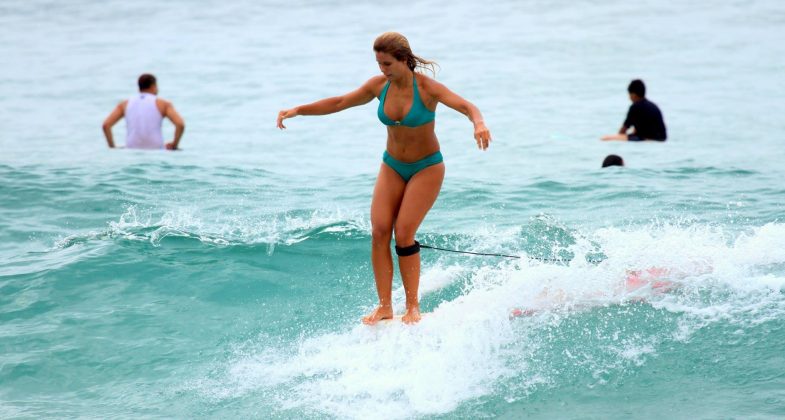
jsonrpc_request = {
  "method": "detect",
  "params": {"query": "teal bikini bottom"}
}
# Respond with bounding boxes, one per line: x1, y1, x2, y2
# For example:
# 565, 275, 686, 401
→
383, 150, 443, 182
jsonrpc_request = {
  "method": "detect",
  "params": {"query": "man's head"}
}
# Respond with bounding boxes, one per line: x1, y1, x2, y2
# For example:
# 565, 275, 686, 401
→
602, 154, 624, 168
138, 74, 158, 94
628, 79, 645, 102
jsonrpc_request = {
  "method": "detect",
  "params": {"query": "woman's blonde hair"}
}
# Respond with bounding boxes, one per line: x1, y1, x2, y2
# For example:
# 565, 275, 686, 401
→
373, 32, 438, 76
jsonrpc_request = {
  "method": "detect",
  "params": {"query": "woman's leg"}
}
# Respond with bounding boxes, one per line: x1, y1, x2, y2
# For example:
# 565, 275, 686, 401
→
362, 163, 407, 325
394, 162, 445, 324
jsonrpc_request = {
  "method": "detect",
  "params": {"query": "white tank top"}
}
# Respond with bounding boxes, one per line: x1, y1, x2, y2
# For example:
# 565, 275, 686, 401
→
125, 93, 164, 149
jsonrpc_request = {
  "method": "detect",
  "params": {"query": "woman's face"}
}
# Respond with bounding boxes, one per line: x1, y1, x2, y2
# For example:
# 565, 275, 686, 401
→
376, 51, 408, 80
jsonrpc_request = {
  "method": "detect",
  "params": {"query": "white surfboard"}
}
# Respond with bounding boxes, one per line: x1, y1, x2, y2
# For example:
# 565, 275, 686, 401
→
375, 313, 433, 324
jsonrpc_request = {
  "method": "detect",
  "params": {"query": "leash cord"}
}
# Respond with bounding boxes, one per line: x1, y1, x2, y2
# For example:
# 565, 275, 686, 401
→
420, 243, 574, 263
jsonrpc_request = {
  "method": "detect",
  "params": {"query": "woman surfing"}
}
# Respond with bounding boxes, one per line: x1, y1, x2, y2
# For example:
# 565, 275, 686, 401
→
277, 32, 491, 324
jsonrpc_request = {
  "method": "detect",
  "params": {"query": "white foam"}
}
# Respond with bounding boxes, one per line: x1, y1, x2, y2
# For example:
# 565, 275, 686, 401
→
197, 221, 785, 418
222, 304, 518, 418
389, 264, 468, 313
54, 205, 371, 249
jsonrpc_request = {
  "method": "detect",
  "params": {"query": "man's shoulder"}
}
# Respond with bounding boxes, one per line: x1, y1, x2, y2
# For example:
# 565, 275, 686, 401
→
155, 97, 173, 113
642, 98, 661, 108
631, 99, 660, 112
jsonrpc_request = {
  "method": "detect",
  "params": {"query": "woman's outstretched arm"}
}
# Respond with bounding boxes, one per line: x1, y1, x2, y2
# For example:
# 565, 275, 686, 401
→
277, 76, 383, 129
428, 80, 492, 150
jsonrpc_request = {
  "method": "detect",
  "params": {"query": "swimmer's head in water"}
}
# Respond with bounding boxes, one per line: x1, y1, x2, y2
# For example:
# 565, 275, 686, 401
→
373, 32, 438, 76
628, 79, 645, 100
138, 73, 157, 94
602, 154, 624, 167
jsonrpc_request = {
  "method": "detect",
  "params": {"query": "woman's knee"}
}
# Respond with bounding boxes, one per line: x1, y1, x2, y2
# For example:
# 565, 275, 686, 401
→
393, 223, 417, 246
371, 224, 393, 245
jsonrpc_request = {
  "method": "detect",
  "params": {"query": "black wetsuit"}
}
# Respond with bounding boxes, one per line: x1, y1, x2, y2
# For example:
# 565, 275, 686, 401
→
624, 98, 667, 141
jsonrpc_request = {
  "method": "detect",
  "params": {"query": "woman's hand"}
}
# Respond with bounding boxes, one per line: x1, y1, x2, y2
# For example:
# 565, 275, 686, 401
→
277, 108, 298, 129
474, 121, 492, 150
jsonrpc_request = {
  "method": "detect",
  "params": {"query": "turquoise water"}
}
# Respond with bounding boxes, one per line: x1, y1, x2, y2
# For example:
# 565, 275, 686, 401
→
2, 0, 785, 418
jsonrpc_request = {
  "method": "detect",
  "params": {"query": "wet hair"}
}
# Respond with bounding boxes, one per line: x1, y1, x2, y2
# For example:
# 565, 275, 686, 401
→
373, 32, 438, 76
628, 79, 646, 97
602, 154, 624, 168
138, 74, 157, 91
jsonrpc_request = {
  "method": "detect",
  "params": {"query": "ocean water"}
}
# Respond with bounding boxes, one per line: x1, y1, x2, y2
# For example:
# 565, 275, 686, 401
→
2, 0, 785, 418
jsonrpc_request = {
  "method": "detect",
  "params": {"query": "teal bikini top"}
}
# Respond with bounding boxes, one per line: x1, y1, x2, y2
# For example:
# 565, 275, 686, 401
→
377, 74, 435, 127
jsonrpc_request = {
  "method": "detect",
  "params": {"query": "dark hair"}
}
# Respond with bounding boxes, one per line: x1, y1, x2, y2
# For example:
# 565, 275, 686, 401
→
628, 79, 645, 97
373, 32, 438, 76
602, 154, 624, 168
138, 74, 157, 91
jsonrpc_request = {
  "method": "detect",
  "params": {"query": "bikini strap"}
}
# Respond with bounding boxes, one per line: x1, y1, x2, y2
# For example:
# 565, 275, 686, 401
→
380, 80, 391, 101
412, 73, 429, 108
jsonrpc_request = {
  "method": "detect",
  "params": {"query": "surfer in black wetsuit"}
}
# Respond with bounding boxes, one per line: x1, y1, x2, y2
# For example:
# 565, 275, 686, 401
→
601, 79, 667, 142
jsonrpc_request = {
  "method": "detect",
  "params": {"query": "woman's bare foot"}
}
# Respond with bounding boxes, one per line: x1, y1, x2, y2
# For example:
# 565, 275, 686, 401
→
362, 305, 393, 325
401, 305, 421, 324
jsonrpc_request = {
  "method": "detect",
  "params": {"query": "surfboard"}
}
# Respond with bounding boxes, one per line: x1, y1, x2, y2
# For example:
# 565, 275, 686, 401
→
375, 313, 433, 324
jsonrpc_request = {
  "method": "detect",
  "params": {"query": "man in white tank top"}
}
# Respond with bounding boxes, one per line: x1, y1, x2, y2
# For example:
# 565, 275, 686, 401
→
102, 74, 185, 150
